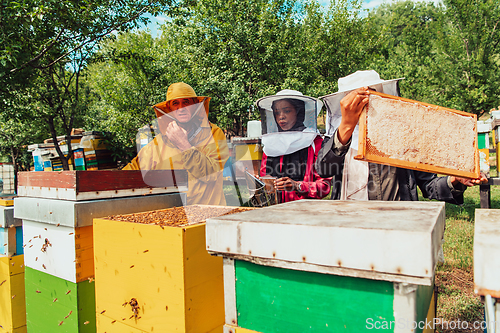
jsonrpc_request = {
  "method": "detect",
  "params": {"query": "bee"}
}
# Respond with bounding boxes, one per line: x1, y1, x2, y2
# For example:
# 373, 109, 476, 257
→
143, 250, 149, 253
11, 295, 16, 299
66, 290, 71, 295
58, 321, 63, 326
84, 321, 89, 325
36, 290, 41, 293
130, 265, 135, 269
100, 310, 106, 314
42, 264, 46, 269
53, 298, 57, 302
111, 320, 116, 324
69, 233, 74, 235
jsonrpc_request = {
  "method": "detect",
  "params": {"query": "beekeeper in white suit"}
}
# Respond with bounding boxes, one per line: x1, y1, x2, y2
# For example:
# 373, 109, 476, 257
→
315, 70, 485, 202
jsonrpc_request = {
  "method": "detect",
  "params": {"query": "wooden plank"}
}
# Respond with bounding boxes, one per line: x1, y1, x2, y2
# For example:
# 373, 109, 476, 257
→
234, 260, 394, 332
0, 200, 13, 207
224, 325, 260, 333
216, 254, 432, 286
0, 227, 20, 256
93, 215, 226, 333
0, 255, 26, 332
17, 186, 186, 201
423, 291, 436, 333
480, 184, 491, 209
14, 193, 185, 227
0, 206, 22, 228
207, 200, 445, 282
24, 267, 96, 333
184, 224, 224, 333
474, 209, 500, 295
223, 259, 237, 327
354, 91, 479, 179
18, 170, 188, 193
23, 221, 93, 283
0, 326, 27, 333
93, 218, 187, 332
18, 171, 77, 189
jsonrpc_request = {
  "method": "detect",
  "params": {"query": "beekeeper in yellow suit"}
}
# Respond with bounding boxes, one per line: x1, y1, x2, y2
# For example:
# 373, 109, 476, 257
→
124, 82, 228, 205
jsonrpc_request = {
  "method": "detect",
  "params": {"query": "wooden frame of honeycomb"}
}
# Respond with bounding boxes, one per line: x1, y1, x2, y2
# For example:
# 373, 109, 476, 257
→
355, 91, 479, 179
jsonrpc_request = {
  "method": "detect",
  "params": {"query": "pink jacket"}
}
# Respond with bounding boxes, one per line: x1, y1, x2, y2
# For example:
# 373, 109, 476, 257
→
260, 136, 331, 203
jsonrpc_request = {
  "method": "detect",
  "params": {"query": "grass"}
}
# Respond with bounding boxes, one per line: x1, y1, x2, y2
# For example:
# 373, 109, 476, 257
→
431, 182, 500, 332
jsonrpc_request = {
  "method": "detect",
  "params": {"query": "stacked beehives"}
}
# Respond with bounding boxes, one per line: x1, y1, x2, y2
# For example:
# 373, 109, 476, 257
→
93, 205, 252, 333
0, 199, 25, 333
14, 170, 186, 333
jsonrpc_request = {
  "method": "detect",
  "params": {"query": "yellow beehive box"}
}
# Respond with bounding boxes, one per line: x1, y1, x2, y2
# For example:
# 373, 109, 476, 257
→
0, 255, 26, 333
93, 206, 250, 333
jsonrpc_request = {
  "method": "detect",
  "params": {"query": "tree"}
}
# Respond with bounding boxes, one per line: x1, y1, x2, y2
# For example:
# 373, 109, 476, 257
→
85, 31, 170, 164
430, 0, 500, 114
158, 0, 308, 136
367, 1, 445, 101
0, 0, 191, 169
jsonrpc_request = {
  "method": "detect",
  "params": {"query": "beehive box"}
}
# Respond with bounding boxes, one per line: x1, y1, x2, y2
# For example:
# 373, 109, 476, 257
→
0, 203, 23, 257
24, 267, 95, 333
231, 138, 262, 179
0, 227, 23, 257
93, 205, 253, 333
22, 220, 93, 283
0, 255, 26, 333
17, 170, 188, 201
355, 91, 479, 179
474, 209, 500, 296
206, 200, 444, 333
15, 192, 185, 333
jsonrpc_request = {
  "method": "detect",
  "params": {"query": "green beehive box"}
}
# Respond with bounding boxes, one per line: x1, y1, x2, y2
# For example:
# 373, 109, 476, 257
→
207, 200, 443, 333
24, 267, 96, 333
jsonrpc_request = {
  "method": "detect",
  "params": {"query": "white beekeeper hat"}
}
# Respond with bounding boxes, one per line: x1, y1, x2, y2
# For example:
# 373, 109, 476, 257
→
256, 89, 323, 134
321, 70, 404, 136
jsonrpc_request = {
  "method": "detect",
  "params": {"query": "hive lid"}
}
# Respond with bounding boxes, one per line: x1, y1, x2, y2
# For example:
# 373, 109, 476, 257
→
474, 209, 500, 296
206, 200, 445, 285
17, 170, 188, 201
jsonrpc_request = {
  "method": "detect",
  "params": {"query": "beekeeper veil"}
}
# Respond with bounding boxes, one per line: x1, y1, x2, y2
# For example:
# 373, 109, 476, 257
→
256, 89, 323, 157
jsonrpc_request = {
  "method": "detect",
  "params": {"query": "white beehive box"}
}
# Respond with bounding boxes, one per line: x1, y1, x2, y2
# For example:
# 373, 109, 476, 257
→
206, 200, 445, 285
474, 209, 500, 296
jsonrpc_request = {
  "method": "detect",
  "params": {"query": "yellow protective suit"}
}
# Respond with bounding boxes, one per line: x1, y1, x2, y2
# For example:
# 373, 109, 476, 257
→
124, 119, 229, 206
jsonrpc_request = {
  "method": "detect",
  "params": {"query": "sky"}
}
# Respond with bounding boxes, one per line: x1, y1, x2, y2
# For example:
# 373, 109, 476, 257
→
139, 0, 441, 38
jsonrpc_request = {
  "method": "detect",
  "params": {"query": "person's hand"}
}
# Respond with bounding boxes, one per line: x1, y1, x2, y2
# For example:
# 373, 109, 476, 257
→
337, 87, 371, 145
450, 172, 488, 187
274, 177, 299, 192
165, 121, 192, 151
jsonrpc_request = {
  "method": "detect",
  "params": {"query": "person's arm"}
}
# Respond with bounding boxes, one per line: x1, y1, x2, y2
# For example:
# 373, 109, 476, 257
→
315, 87, 370, 178
415, 171, 466, 205
315, 129, 350, 178
180, 125, 229, 182
296, 136, 331, 199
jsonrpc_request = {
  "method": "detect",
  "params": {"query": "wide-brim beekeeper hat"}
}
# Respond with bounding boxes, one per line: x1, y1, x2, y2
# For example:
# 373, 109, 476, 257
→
320, 70, 404, 135
153, 82, 211, 118
255, 89, 323, 134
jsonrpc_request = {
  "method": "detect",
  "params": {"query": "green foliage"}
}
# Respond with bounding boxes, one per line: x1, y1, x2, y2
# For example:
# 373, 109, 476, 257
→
368, 0, 500, 114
